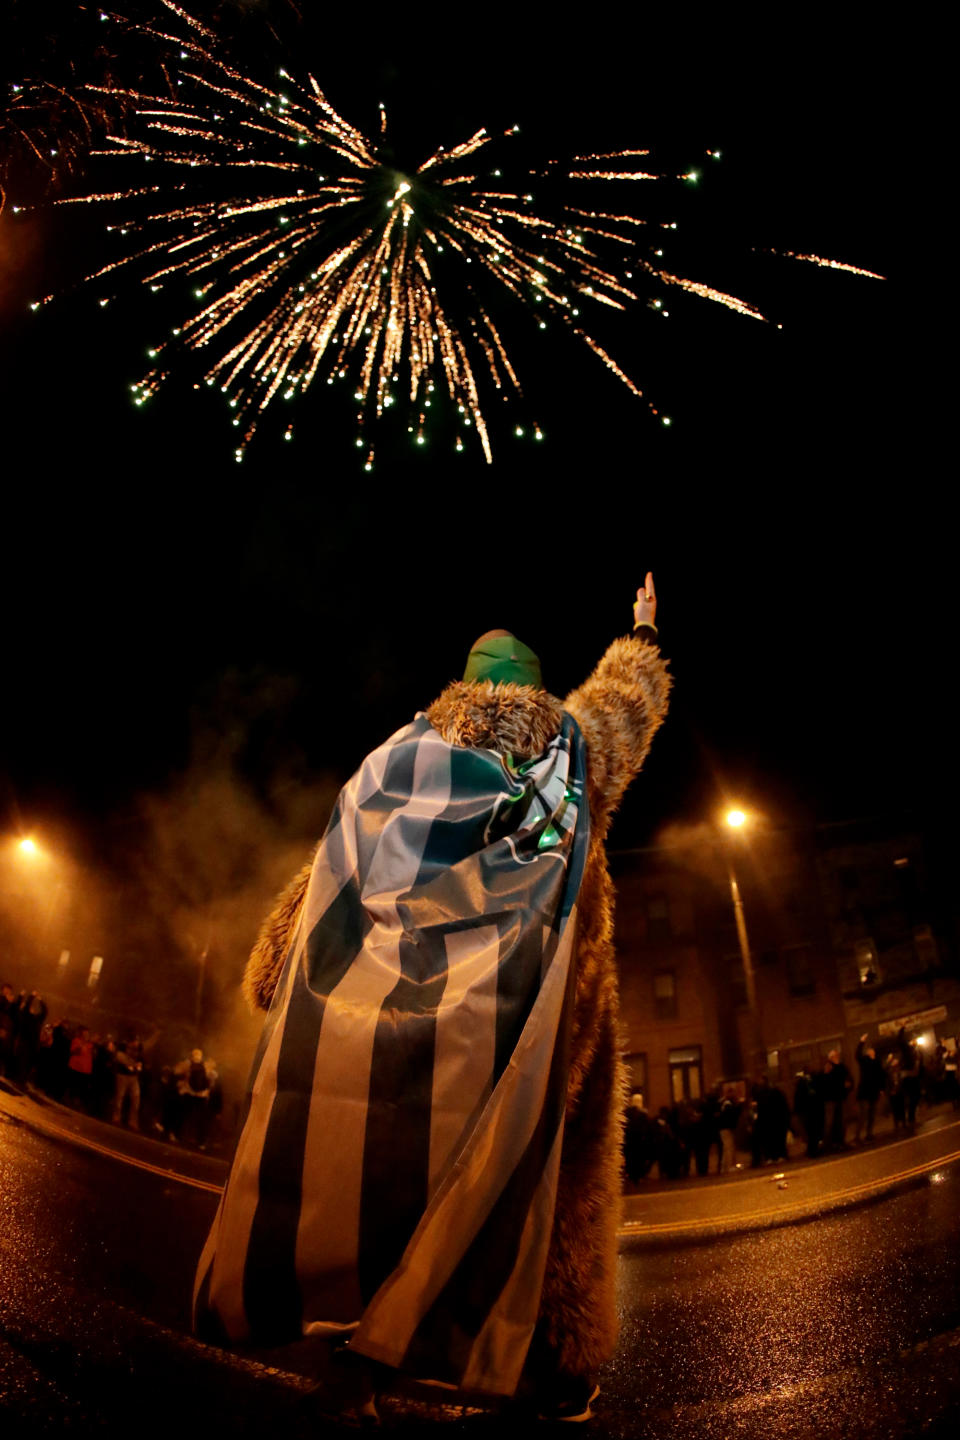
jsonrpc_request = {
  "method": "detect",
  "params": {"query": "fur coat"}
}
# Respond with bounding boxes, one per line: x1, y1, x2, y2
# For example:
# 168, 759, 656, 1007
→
243, 633, 671, 1379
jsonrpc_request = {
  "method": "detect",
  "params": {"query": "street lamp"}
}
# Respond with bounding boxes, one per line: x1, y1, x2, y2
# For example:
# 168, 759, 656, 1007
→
721, 807, 765, 1073
11, 833, 71, 968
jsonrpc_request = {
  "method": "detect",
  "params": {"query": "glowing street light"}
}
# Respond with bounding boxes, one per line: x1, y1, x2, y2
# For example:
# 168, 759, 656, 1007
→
18, 837, 39, 857
725, 808, 747, 829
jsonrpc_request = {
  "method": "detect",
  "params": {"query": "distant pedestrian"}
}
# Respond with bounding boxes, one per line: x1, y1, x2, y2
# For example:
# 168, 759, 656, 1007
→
793, 1066, 826, 1159
900, 1033, 923, 1130
623, 1092, 652, 1184
944, 1044, 959, 1110
14, 991, 47, 1084
751, 1076, 790, 1166
717, 1085, 741, 1173
0, 982, 17, 1077
854, 1035, 885, 1142
65, 1026, 95, 1111
92, 1035, 116, 1117
174, 1049, 217, 1149
112, 1037, 143, 1129
884, 1052, 906, 1131
822, 1049, 852, 1150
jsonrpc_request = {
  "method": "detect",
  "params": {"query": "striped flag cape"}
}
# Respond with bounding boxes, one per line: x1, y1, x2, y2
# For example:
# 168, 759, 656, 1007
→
194, 707, 589, 1397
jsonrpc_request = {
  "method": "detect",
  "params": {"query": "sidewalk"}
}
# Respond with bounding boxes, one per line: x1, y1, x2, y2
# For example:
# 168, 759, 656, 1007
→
0, 1075, 228, 1195
3, 1076, 959, 1238
622, 1104, 960, 1239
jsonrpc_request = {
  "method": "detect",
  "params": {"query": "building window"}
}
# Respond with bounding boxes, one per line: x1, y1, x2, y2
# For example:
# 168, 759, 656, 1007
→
653, 970, 677, 1020
624, 1051, 647, 1103
854, 938, 880, 986
669, 1045, 703, 1104
645, 893, 672, 940
784, 943, 816, 996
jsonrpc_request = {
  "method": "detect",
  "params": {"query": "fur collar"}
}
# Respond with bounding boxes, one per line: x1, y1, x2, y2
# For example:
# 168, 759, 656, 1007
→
426, 681, 564, 762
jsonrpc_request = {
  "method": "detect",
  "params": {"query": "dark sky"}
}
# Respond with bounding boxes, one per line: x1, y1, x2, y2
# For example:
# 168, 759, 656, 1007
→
0, 3, 943, 875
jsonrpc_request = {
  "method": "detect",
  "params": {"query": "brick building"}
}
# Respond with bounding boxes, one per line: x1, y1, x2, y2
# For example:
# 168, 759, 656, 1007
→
611, 818, 959, 1113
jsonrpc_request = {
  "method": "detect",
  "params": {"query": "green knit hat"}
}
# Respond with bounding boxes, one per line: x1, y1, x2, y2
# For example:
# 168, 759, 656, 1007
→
463, 630, 542, 689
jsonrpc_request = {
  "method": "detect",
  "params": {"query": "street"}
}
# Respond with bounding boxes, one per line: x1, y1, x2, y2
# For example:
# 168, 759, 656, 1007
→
1, 1100, 959, 1437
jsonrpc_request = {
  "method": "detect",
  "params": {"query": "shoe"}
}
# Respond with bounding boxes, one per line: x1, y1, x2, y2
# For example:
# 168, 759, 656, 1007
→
301, 1351, 380, 1429
302, 1387, 379, 1429
537, 1376, 599, 1423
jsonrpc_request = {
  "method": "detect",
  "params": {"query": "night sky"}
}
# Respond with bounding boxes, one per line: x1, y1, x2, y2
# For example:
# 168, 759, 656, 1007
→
0, 4, 943, 887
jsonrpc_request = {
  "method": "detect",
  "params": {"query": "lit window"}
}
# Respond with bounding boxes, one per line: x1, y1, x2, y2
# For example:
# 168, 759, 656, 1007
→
668, 1045, 702, 1103
854, 938, 880, 986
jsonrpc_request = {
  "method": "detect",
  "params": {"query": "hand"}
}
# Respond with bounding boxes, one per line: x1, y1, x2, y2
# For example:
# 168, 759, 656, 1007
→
633, 572, 657, 628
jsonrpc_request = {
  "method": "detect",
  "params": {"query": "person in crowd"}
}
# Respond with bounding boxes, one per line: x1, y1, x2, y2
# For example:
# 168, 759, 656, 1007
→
653, 1107, 684, 1180
822, 1048, 853, 1150
944, 1042, 959, 1109
623, 1092, 653, 1185
673, 1099, 697, 1177
47, 1017, 72, 1100
65, 1025, 95, 1111
854, 1033, 885, 1143
690, 1093, 718, 1178
112, 1036, 144, 1129
750, 1075, 791, 1166
717, 1084, 742, 1173
36, 1019, 57, 1092
13, 990, 48, 1084
92, 1034, 116, 1117
0, 981, 17, 1077
173, 1048, 218, 1149
151, 1064, 181, 1142
899, 1030, 923, 1130
793, 1064, 826, 1159
884, 1050, 906, 1132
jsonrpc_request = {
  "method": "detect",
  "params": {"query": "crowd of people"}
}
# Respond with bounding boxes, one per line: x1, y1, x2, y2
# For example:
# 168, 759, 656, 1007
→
0, 980, 223, 1151
624, 1028, 960, 1184
6, 975, 957, 1187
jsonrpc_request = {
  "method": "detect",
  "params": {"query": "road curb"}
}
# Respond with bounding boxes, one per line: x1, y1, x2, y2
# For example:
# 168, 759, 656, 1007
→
0, 1083, 226, 1194
619, 1142, 960, 1240
5, 1084, 959, 1241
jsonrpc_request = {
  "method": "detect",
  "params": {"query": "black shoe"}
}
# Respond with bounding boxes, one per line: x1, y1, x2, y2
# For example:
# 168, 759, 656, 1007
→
537, 1376, 599, 1423
301, 1350, 380, 1429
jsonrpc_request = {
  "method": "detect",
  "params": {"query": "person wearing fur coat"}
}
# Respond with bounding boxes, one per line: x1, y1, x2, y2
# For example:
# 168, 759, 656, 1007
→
236, 576, 670, 1423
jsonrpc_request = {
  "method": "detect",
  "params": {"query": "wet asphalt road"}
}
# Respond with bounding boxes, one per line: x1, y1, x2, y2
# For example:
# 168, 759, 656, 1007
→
1, 1108, 959, 1438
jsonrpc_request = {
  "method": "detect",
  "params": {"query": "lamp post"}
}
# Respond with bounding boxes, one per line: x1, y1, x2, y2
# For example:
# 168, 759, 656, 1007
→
722, 808, 766, 1074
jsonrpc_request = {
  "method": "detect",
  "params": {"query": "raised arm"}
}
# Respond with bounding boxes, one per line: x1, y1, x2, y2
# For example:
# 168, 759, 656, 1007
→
563, 573, 672, 840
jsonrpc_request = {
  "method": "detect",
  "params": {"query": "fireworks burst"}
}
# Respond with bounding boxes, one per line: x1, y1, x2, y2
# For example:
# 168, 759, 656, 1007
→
23, 4, 881, 465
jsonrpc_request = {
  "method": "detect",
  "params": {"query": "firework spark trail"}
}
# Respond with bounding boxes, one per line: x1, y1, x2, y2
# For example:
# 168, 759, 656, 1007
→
769, 250, 887, 281
25, 3, 883, 462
